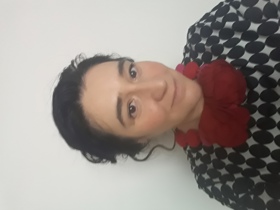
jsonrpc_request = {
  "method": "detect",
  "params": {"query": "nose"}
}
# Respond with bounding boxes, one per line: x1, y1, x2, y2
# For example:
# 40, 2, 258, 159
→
127, 78, 167, 101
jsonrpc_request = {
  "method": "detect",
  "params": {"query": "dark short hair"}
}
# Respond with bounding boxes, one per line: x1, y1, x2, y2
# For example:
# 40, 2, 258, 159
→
52, 54, 147, 163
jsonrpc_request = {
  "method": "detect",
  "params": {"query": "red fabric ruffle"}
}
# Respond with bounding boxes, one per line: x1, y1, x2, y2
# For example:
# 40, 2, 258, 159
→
175, 60, 250, 148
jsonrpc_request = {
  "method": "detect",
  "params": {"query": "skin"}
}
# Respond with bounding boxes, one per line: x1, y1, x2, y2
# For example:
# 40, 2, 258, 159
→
80, 59, 204, 142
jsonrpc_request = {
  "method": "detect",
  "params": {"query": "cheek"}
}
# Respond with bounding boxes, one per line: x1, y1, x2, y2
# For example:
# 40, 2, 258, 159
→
139, 62, 168, 77
138, 106, 169, 133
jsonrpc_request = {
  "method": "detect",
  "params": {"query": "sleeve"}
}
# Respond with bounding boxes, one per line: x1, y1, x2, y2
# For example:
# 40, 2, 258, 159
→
183, 0, 280, 75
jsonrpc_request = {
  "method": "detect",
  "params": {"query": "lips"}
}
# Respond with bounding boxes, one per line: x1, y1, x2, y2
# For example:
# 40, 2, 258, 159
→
171, 77, 184, 108
171, 78, 177, 108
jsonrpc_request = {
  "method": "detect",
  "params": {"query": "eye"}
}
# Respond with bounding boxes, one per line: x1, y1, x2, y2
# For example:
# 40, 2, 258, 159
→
129, 63, 137, 79
128, 100, 137, 118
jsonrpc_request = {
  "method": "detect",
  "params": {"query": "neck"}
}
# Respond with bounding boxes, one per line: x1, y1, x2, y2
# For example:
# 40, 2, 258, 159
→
176, 94, 204, 133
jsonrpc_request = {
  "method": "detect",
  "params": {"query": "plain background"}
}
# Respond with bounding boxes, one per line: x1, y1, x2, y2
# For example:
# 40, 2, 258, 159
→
0, 0, 229, 209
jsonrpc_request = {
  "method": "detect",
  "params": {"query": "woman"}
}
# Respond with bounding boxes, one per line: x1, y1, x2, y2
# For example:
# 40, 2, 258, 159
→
52, 0, 280, 209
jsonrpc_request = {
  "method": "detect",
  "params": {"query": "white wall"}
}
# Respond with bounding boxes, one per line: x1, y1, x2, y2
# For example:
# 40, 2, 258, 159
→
0, 0, 228, 210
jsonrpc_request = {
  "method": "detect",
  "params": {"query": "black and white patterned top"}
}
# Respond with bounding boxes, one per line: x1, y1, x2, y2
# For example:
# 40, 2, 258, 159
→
183, 0, 280, 209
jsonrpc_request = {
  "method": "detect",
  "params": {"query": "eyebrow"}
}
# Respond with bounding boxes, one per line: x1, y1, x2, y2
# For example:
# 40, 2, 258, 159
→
118, 59, 125, 77
116, 59, 126, 127
117, 97, 125, 127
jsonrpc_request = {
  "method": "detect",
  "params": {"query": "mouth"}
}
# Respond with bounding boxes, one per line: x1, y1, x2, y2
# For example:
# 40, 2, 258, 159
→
171, 78, 177, 108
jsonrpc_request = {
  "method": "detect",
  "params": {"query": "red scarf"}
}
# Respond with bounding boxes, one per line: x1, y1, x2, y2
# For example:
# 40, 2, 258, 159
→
175, 60, 250, 148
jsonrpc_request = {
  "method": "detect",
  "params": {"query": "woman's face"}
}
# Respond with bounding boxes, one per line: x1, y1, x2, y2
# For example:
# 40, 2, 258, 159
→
80, 59, 202, 141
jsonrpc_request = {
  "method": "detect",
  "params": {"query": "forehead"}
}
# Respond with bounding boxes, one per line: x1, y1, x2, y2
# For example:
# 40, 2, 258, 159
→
80, 61, 122, 132
85, 61, 119, 81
